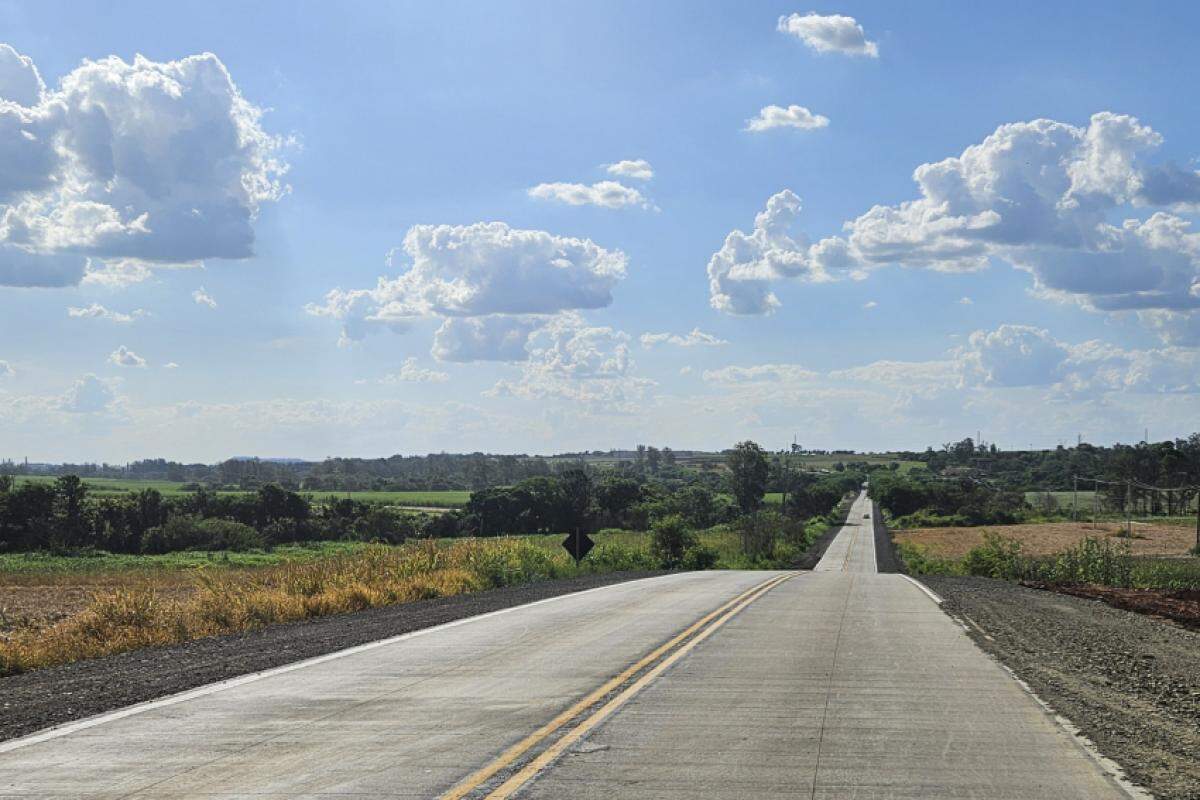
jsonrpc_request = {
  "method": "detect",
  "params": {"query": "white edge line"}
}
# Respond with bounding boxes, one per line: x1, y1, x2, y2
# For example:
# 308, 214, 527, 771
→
899, 573, 943, 604
0, 571, 718, 755
996, 662, 1154, 800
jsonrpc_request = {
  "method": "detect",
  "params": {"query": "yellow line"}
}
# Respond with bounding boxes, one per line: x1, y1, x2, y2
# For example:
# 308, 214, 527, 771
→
482, 573, 794, 799
438, 573, 790, 800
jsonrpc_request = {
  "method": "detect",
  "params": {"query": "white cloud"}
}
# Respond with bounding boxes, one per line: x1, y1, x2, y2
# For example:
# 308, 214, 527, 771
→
192, 287, 217, 309
702, 363, 820, 385
432, 315, 546, 362
307, 222, 627, 351
777, 13, 879, 58
487, 314, 652, 412
0, 43, 45, 106
604, 159, 654, 181
721, 113, 1200, 335
80, 259, 156, 288
0, 46, 289, 288
959, 296, 974, 305
163, 362, 179, 369
381, 357, 449, 384
60, 373, 116, 412
862, 300, 878, 309
707, 189, 851, 314
67, 303, 146, 323
0, 360, 13, 379
640, 328, 728, 348
528, 180, 651, 210
957, 325, 1069, 387
108, 345, 147, 368
679, 366, 693, 376
744, 104, 829, 133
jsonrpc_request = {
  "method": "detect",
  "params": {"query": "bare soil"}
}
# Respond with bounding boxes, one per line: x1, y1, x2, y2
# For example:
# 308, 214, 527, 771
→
925, 575, 1200, 800
896, 520, 1195, 559
1026, 582, 1200, 632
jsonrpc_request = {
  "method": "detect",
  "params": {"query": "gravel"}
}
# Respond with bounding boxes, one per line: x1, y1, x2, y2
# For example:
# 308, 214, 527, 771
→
924, 575, 1200, 800
0, 570, 659, 743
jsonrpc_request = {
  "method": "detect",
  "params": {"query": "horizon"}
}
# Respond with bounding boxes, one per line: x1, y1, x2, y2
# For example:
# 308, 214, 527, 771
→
2, 2, 1199, 462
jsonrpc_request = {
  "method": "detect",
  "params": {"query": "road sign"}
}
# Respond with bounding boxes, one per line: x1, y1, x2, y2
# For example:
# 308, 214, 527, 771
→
562, 529, 594, 563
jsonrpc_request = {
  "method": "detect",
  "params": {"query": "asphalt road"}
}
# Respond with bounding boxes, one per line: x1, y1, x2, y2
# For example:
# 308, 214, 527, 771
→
0, 492, 1141, 798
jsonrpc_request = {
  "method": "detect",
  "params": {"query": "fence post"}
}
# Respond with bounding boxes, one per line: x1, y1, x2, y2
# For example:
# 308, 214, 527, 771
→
1126, 481, 1133, 538
1072, 475, 1077, 522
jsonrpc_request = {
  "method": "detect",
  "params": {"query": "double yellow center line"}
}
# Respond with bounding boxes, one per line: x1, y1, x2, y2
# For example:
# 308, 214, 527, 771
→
440, 572, 795, 800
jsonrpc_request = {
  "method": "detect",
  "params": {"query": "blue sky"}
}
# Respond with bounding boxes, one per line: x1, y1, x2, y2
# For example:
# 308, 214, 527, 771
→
0, 1, 1198, 462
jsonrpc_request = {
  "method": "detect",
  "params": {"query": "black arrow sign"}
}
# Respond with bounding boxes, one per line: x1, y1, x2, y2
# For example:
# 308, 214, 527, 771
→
562, 529, 595, 563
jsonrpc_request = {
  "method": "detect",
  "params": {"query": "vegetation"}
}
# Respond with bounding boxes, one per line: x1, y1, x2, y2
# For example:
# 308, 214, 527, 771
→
899, 533, 1200, 591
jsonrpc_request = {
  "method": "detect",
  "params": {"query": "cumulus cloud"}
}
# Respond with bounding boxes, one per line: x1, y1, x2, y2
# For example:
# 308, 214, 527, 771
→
307, 222, 627, 351
67, 303, 145, 323
952, 323, 1200, 394
528, 180, 651, 210
863, 300, 878, 309
959, 297, 974, 305
718, 113, 1200, 334
192, 287, 217, 309
0, 45, 288, 288
487, 314, 652, 411
744, 104, 829, 133
707, 189, 851, 314
0, 359, 12, 378
640, 328, 728, 348
108, 345, 147, 368
381, 357, 449, 384
432, 315, 547, 362
60, 373, 116, 412
604, 159, 654, 181
777, 13, 879, 57
163, 362, 179, 369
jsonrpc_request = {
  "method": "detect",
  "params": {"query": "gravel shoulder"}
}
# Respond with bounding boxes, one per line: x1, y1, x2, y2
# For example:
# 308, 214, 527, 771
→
924, 575, 1200, 800
0, 570, 659, 743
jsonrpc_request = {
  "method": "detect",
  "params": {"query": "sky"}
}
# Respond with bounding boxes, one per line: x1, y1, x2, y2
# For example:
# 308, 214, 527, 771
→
0, 0, 1198, 463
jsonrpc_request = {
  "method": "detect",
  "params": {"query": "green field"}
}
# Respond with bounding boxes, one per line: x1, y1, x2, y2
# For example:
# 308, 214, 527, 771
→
10, 477, 469, 508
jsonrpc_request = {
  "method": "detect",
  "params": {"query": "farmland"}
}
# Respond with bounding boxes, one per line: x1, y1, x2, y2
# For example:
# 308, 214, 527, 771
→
11, 476, 469, 508
893, 520, 1196, 560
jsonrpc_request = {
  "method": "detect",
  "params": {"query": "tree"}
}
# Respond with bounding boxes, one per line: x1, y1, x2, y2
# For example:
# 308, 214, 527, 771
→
727, 441, 769, 515
650, 514, 696, 569
646, 446, 661, 473
52, 475, 90, 549
558, 469, 593, 534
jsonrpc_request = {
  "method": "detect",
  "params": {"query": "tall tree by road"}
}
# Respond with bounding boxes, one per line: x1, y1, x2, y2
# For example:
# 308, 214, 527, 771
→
728, 441, 769, 515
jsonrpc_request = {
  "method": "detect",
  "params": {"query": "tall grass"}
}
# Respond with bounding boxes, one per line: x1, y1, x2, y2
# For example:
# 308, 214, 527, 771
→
0, 539, 578, 676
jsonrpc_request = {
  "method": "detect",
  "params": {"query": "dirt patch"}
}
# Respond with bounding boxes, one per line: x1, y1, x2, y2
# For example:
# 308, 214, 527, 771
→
895, 520, 1195, 559
1025, 582, 1200, 632
925, 575, 1200, 800
0, 570, 659, 743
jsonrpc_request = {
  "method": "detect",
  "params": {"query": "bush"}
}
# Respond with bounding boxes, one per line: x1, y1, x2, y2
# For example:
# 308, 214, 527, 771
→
681, 544, 718, 570
961, 533, 1023, 579
650, 514, 696, 568
141, 516, 264, 553
736, 510, 784, 560
582, 542, 658, 573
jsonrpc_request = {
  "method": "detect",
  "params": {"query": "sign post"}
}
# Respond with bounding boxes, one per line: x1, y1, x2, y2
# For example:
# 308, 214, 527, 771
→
562, 529, 595, 564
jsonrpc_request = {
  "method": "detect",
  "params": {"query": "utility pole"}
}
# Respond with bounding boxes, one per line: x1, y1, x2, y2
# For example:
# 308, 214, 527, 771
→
1072, 475, 1077, 522
1126, 480, 1133, 538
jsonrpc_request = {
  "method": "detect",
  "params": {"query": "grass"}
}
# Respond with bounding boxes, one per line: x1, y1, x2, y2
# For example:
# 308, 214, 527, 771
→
11, 477, 470, 507
0, 538, 586, 676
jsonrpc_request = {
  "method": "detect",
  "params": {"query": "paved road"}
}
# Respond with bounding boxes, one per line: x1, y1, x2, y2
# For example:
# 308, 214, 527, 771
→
0, 493, 1137, 798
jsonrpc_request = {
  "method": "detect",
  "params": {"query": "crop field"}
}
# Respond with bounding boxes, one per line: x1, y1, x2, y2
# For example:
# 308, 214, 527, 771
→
893, 520, 1196, 561
10, 477, 470, 507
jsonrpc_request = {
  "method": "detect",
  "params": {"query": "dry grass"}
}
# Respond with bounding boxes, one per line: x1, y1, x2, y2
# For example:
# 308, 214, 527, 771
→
0, 539, 571, 676
894, 521, 1196, 561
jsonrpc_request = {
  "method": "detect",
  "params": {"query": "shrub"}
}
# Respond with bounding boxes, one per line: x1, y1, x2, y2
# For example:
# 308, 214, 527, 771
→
582, 542, 658, 573
650, 514, 697, 568
736, 510, 784, 560
961, 533, 1023, 579
681, 544, 718, 570
141, 516, 264, 553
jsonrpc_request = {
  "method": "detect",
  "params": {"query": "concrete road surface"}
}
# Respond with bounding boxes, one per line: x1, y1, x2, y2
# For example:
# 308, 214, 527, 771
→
0, 492, 1139, 799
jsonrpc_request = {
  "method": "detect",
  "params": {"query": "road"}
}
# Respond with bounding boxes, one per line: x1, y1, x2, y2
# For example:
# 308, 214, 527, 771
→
0, 492, 1138, 798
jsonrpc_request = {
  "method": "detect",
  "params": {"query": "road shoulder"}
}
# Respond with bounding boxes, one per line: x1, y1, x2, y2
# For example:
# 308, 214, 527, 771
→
925, 575, 1200, 800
